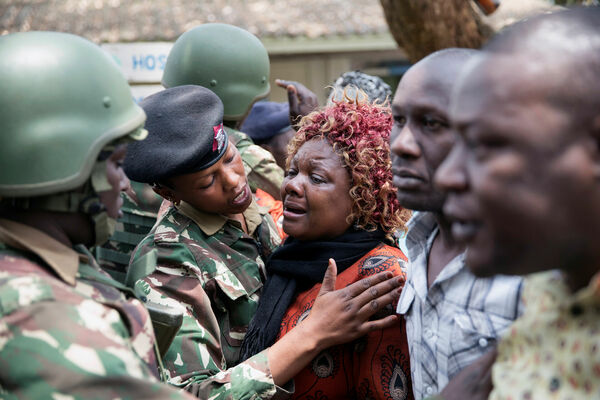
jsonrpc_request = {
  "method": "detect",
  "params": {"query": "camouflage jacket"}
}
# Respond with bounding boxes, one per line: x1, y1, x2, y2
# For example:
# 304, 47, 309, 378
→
227, 127, 284, 200
0, 218, 192, 400
128, 200, 289, 399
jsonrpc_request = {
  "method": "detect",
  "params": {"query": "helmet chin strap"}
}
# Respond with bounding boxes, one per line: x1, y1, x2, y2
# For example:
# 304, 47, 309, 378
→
89, 210, 117, 247
3, 159, 118, 247
83, 160, 118, 247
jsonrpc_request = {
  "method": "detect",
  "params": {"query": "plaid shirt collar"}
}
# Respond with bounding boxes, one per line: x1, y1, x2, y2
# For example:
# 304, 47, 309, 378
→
404, 212, 466, 296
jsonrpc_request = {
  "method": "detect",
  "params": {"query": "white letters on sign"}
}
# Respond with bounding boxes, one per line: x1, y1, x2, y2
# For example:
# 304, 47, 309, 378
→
102, 42, 173, 83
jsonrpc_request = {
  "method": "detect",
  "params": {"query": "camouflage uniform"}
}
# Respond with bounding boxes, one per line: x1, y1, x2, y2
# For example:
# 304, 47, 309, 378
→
227, 127, 284, 200
129, 199, 289, 399
0, 218, 192, 400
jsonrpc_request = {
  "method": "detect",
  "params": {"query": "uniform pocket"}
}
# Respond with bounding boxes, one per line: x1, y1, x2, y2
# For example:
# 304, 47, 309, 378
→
211, 260, 263, 364
213, 259, 263, 301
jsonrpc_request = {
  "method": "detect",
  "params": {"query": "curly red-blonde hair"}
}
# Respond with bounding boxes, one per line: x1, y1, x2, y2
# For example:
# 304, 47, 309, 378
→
287, 89, 411, 237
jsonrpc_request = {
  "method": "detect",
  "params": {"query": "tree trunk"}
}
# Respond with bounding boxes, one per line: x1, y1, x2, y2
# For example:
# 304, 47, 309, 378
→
380, 0, 574, 63
380, 0, 490, 63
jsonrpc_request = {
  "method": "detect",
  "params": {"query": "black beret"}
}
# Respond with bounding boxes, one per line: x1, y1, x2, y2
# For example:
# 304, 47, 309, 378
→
124, 85, 229, 184
240, 101, 291, 143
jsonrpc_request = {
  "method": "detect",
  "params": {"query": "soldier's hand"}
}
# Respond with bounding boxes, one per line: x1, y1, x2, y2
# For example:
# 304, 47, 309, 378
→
300, 258, 403, 350
275, 79, 319, 127
439, 347, 497, 400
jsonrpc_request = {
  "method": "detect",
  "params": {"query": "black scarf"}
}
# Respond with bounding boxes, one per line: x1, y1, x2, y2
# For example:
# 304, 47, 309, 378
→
239, 227, 386, 361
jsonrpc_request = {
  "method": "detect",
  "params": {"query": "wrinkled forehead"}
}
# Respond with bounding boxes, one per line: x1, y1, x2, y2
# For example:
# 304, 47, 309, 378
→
394, 57, 466, 110
293, 138, 339, 164
449, 53, 540, 128
449, 52, 579, 155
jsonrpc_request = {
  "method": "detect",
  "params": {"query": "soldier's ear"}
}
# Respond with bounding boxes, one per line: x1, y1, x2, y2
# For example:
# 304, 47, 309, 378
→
260, 143, 274, 156
152, 184, 178, 204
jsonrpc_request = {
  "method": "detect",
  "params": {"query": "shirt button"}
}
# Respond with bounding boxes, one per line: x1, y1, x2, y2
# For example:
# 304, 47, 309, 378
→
425, 329, 434, 339
549, 377, 560, 392
478, 337, 489, 348
426, 386, 434, 395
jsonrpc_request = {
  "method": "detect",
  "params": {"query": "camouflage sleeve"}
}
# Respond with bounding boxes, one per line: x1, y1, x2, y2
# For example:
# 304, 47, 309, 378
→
131, 236, 288, 400
230, 129, 284, 200
0, 271, 192, 400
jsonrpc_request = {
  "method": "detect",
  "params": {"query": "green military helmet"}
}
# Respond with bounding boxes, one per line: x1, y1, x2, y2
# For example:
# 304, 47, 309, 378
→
162, 23, 270, 121
0, 31, 146, 198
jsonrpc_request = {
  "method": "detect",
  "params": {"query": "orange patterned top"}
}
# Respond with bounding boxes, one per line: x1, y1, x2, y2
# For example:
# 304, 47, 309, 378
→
276, 243, 414, 400
255, 188, 286, 240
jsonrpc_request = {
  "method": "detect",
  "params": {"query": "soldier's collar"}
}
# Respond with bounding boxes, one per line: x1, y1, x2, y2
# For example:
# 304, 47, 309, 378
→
176, 199, 265, 236
0, 218, 81, 285
243, 200, 264, 236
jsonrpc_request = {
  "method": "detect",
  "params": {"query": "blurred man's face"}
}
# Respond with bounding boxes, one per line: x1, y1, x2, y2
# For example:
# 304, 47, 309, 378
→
447, 55, 600, 278
434, 135, 490, 274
